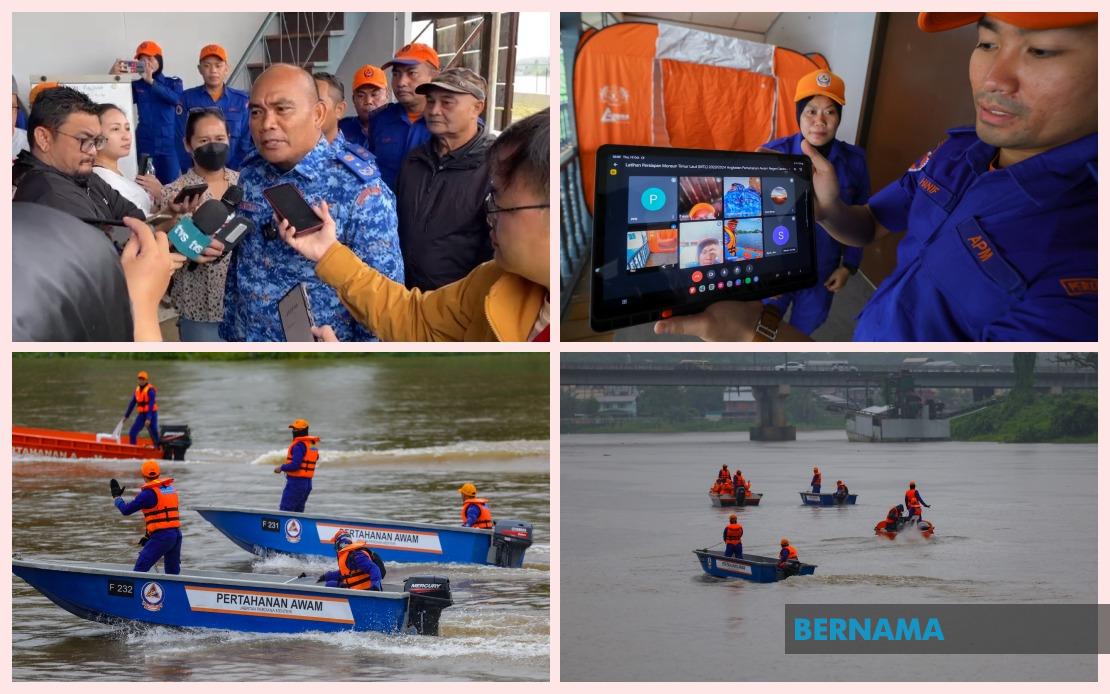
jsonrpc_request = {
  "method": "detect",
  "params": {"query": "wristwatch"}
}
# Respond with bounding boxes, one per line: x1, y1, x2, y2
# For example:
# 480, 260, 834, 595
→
753, 305, 783, 342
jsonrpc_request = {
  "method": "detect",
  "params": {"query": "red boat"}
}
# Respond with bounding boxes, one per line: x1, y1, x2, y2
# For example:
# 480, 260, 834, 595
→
874, 519, 935, 540
12, 425, 191, 460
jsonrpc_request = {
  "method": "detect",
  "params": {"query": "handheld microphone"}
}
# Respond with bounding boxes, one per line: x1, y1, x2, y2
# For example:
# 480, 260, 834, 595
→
169, 199, 230, 260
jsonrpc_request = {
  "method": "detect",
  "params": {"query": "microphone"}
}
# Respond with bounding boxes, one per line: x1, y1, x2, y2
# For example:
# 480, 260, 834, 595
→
221, 184, 243, 210
171, 187, 254, 263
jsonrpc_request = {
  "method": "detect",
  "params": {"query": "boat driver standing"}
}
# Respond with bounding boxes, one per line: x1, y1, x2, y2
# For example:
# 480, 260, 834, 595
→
273, 418, 320, 512
110, 460, 182, 574
123, 371, 160, 447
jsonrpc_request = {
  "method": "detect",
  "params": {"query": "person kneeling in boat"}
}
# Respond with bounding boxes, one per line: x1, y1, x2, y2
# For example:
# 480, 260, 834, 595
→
834, 480, 849, 503
123, 371, 160, 447
110, 460, 182, 575
459, 482, 494, 528
778, 538, 801, 576
810, 467, 822, 493
318, 532, 383, 590
883, 504, 906, 532
723, 515, 744, 558
905, 481, 930, 522
273, 419, 320, 512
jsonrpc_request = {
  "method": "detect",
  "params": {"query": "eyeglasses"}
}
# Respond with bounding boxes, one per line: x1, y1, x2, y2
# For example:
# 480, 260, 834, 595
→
53, 129, 107, 152
485, 192, 549, 227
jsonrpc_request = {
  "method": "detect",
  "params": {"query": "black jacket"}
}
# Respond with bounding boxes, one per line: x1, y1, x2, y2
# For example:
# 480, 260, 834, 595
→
13, 150, 145, 223
394, 126, 494, 291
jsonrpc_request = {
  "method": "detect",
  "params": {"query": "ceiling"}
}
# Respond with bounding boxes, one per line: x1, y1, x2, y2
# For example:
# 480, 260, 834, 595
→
622, 12, 782, 35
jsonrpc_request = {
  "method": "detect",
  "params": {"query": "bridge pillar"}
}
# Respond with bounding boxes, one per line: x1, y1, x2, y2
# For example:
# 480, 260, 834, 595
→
750, 385, 796, 441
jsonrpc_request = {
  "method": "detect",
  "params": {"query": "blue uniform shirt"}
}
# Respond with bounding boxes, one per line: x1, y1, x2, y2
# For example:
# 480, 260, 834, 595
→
465, 503, 483, 527
338, 116, 370, 149
859, 128, 1096, 341
115, 486, 158, 516
762, 133, 870, 274
176, 84, 253, 174
368, 103, 431, 191
324, 549, 383, 591
280, 441, 307, 473
132, 73, 184, 157
221, 135, 404, 341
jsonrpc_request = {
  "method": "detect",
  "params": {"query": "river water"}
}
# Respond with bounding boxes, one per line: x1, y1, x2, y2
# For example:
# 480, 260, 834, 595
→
12, 355, 549, 682
561, 430, 1095, 681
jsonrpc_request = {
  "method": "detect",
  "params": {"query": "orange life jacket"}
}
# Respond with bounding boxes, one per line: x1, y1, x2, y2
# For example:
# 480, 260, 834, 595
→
141, 478, 180, 533
717, 469, 730, 482
811, 472, 822, 485
724, 523, 743, 545
461, 498, 494, 528
887, 506, 901, 522
135, 383, 158, 413
733, 473, 745, 490
719, 481, 734, 495
905, 489, 921, 510
285, 436, 320, 478
336, 541, 374, 590
782, 545, 798, 561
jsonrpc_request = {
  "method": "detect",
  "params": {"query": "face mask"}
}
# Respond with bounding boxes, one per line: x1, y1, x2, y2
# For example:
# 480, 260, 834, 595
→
192, 141, 229, 171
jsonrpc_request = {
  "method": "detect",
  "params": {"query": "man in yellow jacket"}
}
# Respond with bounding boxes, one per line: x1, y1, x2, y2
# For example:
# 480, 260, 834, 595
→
278, 108, 550, 341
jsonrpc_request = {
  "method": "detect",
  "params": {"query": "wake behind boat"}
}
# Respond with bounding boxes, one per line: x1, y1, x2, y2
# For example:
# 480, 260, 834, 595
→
12, 557, 452, 635
13, 425, 192, 460
196, 506, 534, 567
693, 549, 817, 583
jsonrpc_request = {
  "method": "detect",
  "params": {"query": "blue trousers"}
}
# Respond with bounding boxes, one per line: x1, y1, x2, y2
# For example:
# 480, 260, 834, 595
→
765, 282, 836, 336
135, 528, 182, 574
811, 484, 821, 493
130, 411, 159, 445
724, 543, 743, 559
280, 477, 312, 512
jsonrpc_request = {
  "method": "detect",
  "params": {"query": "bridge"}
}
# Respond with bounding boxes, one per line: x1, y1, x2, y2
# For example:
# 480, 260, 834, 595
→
562, 363, 1095, 441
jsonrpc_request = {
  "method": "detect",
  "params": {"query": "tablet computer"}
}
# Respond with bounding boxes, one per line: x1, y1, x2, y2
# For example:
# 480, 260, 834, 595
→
590, 144, 818, 332
278, 282, 316, 342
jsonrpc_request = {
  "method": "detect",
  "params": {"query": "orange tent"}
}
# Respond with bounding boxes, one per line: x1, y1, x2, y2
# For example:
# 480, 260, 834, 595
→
573, 21, 828, 213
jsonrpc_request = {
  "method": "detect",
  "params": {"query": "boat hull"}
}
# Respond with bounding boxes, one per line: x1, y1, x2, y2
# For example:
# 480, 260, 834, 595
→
13, 425, 188, 460
874, 520, 935, 540
799, 492, 858, 506
12, 559, 412, 634
708, 492, 762, 507
693, 550, 816, 583
195, 506, 526, 567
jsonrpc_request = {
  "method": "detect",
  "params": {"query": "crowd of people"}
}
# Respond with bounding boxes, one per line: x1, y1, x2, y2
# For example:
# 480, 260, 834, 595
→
12, 39, 550, 342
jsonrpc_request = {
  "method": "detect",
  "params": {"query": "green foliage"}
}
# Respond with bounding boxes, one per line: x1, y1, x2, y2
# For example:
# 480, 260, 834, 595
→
1012, 353, 1037, 394
951, 391, 1095, 443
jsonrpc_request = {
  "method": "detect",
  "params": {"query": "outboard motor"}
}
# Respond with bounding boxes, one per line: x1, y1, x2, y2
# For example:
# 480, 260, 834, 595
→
404, 576, 452, 636
158, 425, 192, 461
488, 519, 534, 568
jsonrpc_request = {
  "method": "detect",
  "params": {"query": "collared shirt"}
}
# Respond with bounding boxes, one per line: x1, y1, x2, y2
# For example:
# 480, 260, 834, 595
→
338, 116, 369, 149
762, 133, 870, 273
858, 127, 1096, 341
221, 135, 403, 341
176, 83, 253, 174
368, 102, 431, 191
161, 167, 241, 322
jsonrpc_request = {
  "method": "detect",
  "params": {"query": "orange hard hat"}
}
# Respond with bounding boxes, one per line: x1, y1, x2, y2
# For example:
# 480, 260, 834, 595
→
918, 12, 1097, 33
794, 69, 845, 106
288, 419, 310, 430
28, 81, 60, 106
137, 371, 149, 380
134, 40, 164, 58
729, 514, 737, 522
353, 64, 387, 91
458, 482, 477, 496
383, 42, 440, 70
781, 538, 790, 546
199, 44, 228, 63
141, 460, 160, 479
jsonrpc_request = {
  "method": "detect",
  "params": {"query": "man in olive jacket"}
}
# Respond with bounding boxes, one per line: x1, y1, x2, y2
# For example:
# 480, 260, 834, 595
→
394, 68, 495, 291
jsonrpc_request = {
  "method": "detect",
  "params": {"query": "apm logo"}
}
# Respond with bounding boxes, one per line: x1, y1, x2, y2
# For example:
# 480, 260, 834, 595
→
599, 85, 631, 124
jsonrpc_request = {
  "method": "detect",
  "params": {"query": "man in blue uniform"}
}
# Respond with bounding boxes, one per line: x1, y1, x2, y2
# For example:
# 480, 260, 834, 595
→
368, 43, 439, 191
221, 64, 403, 341
110, 460, 182, 574
114, 40, 184, 184
177, 44, 251, 174
317, 532, 384, 590
654, 12, 1096, 342
273, 418, 319, 512
338, 64, 389, 149
123, 371, 160, 446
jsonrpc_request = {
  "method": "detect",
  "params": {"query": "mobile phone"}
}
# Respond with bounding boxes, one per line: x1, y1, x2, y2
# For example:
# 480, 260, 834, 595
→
119, 59, 141, 74
278, 282, 317, 342
137, 155, 153, 177
172, 183, 208, 204
590, 144, 817, 332
263, 183, 324, 237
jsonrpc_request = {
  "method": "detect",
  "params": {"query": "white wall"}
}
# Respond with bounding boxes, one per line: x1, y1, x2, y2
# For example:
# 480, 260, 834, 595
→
333, 13, 408, 119
13, 12, 268, 102
765, 13, 877, 145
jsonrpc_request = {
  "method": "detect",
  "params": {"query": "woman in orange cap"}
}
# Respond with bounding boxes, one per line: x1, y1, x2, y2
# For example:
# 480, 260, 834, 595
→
759, 68, 871, 336
110, 40, 184, 184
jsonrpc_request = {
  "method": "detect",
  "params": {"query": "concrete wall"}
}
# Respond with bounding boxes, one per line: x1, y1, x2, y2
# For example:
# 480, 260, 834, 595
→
13, 13, 268, 101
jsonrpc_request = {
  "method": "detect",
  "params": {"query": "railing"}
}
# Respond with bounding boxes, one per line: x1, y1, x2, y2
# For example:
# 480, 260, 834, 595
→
228, 12, 342, 91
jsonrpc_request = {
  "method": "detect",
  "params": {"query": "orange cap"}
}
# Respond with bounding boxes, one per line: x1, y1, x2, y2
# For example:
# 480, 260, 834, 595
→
137, 371, 149, 380
29, 81, 60, 106
288, 419, 310, 430
134, 40, 163, 58
199, 44, 228, 63
728, 514, 737, 522
141, 460, 160, 479
353, 64, 387, 91
918, 13, 1097, 33
382, 43, 440, 70
794, 69, 845, 106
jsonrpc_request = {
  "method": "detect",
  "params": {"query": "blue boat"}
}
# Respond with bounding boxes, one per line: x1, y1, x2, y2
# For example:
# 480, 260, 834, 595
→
693, 549, 817, 583
195, 506, 534, 567
799, 491, 858, 506
12, 557, 452, 635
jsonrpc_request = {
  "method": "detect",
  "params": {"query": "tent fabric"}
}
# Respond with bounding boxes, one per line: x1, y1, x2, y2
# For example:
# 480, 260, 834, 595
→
573, 21, 827, 213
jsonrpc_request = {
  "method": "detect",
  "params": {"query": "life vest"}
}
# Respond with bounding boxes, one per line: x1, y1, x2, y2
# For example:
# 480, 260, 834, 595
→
905, 489, 921, 510
887, 506, 901, 522
285, 436, 320, 478
733, 473, 745, 489
461, 498, 493, 528
717, 469, 730, 482
724, 523, 743, 544
719, 481, 734, 495
781, 545, 798, 561
811, 472, 822, 486
336, 541, 375, 590
135, 383, 158, 413
140, 478, 180, 533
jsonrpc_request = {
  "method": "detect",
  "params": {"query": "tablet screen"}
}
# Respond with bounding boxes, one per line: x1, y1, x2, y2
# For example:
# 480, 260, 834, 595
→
590, 145, 818, 331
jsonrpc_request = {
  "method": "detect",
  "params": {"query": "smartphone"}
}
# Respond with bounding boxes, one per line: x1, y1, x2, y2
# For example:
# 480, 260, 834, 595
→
278, 283, 317, 342
118, 59, 141, 74
172, 183, 208, 204
137, 155, 153, 177
263, 183, 324, 236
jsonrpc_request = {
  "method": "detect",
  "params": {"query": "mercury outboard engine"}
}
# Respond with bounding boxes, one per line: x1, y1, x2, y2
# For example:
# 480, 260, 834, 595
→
404, 576, 452, 636
158, 425, 192, 461
488, 519, 534, 568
